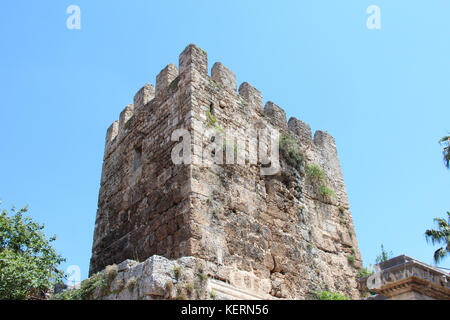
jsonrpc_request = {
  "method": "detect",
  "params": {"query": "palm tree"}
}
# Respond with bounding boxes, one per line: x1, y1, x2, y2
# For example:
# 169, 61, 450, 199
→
425, 212, 450, 264
440, 135, 450, 169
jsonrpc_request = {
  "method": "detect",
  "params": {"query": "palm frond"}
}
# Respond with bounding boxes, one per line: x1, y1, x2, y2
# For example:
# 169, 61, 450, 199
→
433, 247, 448, 264
433, 217, 450, 230
426, 211, 450, 264
425, 229, 445, 245
440, 136, 450, 169
439, 136, 450, 144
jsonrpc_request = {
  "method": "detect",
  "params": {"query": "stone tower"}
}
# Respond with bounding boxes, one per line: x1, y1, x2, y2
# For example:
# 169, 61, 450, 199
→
89, 44, 363, 299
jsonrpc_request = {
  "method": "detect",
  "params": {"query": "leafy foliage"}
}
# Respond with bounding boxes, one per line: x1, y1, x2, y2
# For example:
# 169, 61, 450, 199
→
0, 202, 65, 300
357, 267, 374, 278
205, 110, 225, 138
375, 244, 393, 264
318, 185, 336, 199
422, 136, 450, 265
279, 134, 304, 170
425, 212, 450, 264
168, 76, 180, 92
51, 272, 107, 300
305, 164, 326, 183
305, 164, 336, 201
206, 110, 218, 128
347, 254, 356, 265
311, 290, 350, 300
439, 135, 450, 169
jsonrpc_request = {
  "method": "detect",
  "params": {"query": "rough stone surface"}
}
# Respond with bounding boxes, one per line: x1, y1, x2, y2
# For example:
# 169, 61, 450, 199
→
89, 44, 363, 299
264, 101, 287, 130
211, 62, 237, 93
89, 255, 272, 300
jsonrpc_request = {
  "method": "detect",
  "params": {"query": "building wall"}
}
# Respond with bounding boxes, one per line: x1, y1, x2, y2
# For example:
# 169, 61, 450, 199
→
90, 61, 193, 274
90, 44, 362, 299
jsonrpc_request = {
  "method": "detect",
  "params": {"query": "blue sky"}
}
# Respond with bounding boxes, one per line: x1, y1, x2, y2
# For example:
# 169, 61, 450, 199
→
1, 1, 449, 281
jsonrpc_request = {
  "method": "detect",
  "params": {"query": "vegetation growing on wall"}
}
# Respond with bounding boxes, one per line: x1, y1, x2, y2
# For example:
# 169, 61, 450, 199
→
305, 164, 336, 202
347, 254, 356, 265
318, 185, 336, 199
305, 164, 326, 183
279, 133, 304, 170
105, 264, 118, 285
205, 110, 225, 136
51, 272, 108, 300
310, 290, 350, 300
173, 265, 183, 280
168, 76, 180, 92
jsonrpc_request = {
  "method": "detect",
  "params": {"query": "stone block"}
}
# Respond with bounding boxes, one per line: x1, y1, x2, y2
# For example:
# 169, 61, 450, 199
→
211, 62, 237, 93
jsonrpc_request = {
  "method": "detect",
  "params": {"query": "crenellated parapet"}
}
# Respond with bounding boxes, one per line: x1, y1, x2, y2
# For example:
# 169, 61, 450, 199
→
179, 44, 208, 86
105, 121, 119, 150
287, 117, 312, 146
211, 62, 237, 93
156, 63, 179, 98
134, 84, 155, 110
264, 101, 287, 130
238, 82, 263, 113
102, 43, 341, 165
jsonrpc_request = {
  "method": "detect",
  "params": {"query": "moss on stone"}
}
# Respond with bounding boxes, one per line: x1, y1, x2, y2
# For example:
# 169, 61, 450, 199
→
347, 254, 356, 265
194, 45, 207, 56
168, 76, 180, 92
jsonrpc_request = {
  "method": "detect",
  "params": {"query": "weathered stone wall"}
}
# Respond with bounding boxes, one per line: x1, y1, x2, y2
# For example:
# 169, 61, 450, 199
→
90, 62, 192, 273
90, 44, 362, 299
88, 255, 274, 300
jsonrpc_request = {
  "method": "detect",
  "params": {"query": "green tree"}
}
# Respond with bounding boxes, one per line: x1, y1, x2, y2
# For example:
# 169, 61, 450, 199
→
425, 212, 450, 264
440, 135, 450, 169
375, 244, 393, 264
0, 201, 65, 300
423, 136, 450, 265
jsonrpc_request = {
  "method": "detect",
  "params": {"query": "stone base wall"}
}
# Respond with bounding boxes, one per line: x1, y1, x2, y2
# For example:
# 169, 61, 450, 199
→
88, 255, 274, 300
